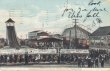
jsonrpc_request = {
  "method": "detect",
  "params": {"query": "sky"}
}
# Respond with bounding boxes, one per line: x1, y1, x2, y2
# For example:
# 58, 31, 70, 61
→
0, 0, 110, 38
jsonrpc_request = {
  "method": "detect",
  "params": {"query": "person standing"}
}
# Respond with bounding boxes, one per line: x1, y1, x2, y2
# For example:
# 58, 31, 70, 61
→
95, 57, 99, 67
57, 55, 60, 64
100, 58, 104, 67
77, 57, 81, 67
81, 58, 85, 67
14, 55, 18, 63
87, 56, 91, 67
25, 52, 29, 65
90, 58, 94, 68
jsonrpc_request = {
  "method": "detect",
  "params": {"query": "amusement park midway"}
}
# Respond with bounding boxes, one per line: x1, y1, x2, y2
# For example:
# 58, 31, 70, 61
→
0, 0, 110, 69
0, 17, 109, 68
0, 14, 110, 68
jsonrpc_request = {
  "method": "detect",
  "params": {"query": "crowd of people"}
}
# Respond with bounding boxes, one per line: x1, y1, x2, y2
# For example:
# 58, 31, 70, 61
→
0, 54, 59, 64
77, 49, 110, 67
60, 49, 110, 68
0, 49, 109, 67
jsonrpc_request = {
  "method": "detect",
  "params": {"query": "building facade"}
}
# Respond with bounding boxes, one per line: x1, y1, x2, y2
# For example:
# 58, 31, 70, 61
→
28, 30, 63, 49
28, 30, 49, 40
90, 26, 110, 48
62, 25, 90, 49
0, 38, 5, 48
62, 25, 90, 40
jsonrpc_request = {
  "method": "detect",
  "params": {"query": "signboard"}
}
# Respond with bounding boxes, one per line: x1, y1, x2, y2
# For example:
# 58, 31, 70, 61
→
29, 49, 57, 54
0, 49, 26, 55
60, 49, 89, 54
90, 47, 108, 50
0, 48, 57, 55
0, 48, 89, 55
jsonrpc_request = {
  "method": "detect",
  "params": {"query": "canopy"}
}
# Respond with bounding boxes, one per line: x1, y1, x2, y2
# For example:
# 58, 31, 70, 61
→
37, 36, 62, 42
0, 46, 89, 55
0, 47, 57, 55
0, 47, 34, 55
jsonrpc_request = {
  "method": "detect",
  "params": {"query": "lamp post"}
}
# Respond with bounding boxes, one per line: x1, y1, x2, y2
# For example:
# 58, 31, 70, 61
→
69, 30, 71, 49
57, 47, 61, 64
106, 35, 110, 64
25, 47, 29, 64
73, 19, 79, 49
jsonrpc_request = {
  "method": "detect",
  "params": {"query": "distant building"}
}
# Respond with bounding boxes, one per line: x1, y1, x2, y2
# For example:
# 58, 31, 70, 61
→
90, 26, 110, 48
5, 18, 20, 48
62, 25, 90, 49
28, 30, 49, 40
53, 34, 63, 39
62, 25, 90, 40
28, 30, 63, 48
0, 38, 5, 48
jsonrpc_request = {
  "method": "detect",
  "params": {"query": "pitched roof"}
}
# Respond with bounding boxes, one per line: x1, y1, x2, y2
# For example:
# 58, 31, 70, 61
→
29, 30, 42, 33
5, 18, 15, 23
91, 26, 110, 36
76, 25, 91, 35
29, 30, 49, 35
37, 32, 49, 36
63, 25, 91, 35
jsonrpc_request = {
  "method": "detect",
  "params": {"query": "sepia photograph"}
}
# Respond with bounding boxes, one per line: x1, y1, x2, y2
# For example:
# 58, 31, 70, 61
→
0, 0, 110, 71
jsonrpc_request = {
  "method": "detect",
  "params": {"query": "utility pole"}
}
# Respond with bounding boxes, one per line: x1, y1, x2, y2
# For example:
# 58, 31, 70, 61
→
72, 19, 79, 49
69, 30, 71, 49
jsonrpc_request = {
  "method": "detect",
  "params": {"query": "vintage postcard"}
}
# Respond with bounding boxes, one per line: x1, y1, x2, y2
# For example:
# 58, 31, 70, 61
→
0, 0, 110, 71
